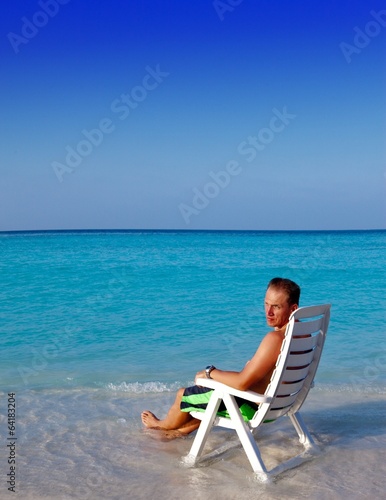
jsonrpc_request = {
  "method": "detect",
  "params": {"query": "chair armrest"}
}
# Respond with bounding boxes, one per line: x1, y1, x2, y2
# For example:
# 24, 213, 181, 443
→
195, 378, 272, 404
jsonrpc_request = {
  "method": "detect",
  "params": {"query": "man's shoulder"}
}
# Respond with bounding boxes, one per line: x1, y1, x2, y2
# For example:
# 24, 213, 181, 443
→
265, 327, 286, 338
261, 328, 286, 347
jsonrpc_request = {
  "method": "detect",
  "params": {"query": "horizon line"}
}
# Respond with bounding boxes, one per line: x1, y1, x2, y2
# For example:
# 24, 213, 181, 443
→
1, 228, 385, 235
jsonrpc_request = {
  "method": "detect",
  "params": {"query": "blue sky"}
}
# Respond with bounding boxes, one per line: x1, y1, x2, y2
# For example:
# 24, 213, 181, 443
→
1, 0, 385, 231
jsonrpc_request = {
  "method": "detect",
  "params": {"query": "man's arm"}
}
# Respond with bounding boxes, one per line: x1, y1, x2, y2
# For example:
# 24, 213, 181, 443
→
195, 330, 284, 392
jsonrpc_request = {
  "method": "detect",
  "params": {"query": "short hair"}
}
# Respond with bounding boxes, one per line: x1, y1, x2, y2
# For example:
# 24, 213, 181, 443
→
267, 277, 300, 306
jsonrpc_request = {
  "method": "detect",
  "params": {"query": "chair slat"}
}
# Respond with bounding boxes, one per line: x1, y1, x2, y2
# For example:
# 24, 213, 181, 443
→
276, 379, 305, 396
281, 366, 310, 382
292, 317, 323, 335
265, 406, 293, 420
286, 350, 315, 367
290, 334, 319, 352
271, 393, 298, 408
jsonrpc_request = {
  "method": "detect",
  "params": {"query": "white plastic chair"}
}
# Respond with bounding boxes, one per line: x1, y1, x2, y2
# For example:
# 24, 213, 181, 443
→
183, 304, 331, 482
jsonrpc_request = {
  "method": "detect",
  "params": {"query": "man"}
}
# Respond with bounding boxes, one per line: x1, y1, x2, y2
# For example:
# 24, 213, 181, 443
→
141, 277, 300, 437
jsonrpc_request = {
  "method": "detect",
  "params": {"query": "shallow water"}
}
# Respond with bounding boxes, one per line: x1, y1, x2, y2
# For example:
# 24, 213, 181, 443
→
1, 388, 385, 499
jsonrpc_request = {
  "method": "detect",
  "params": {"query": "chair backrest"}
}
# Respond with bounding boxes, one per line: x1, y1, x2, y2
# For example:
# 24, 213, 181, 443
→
250, 304, 331, 428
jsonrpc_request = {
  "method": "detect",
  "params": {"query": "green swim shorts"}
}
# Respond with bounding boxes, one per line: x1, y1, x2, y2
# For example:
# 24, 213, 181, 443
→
180, 385, 258, 422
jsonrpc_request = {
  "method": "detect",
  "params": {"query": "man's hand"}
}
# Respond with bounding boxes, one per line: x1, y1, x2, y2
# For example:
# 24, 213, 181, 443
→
195, 370, 206, 384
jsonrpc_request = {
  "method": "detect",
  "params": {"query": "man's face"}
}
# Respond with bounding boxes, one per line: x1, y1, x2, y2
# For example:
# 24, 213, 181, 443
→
264, 286, 297, 330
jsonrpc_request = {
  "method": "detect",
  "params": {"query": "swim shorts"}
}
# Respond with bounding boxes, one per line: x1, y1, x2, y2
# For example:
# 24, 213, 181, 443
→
180, 385, 258, 422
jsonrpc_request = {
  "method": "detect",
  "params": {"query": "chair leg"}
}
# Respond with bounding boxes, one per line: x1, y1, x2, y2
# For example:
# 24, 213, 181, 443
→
289, 412, 315, 448
185, 392, 268, 479
222, 393, 268, 477
185, 391, 222, 464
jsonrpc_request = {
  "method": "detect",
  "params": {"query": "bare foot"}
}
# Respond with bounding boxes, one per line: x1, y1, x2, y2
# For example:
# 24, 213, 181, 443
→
141, 410, 162, 429
144, 428, 187, 441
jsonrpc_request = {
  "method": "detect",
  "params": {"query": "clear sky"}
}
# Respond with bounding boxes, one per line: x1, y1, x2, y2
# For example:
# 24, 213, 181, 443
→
1, 0, 385, 231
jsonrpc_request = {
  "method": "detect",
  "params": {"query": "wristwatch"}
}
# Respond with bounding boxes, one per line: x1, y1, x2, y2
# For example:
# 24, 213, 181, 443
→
205, 365, 216, 379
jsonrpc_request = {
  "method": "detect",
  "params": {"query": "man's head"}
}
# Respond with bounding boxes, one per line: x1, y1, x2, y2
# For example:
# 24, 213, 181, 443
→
265, 278, 300, 330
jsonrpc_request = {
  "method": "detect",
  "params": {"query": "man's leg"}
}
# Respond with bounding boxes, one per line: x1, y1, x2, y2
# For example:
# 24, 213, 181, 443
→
141, 388, 200, 435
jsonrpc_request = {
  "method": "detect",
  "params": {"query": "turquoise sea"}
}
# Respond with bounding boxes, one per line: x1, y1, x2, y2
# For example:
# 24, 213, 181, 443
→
1, 230, 386, 499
